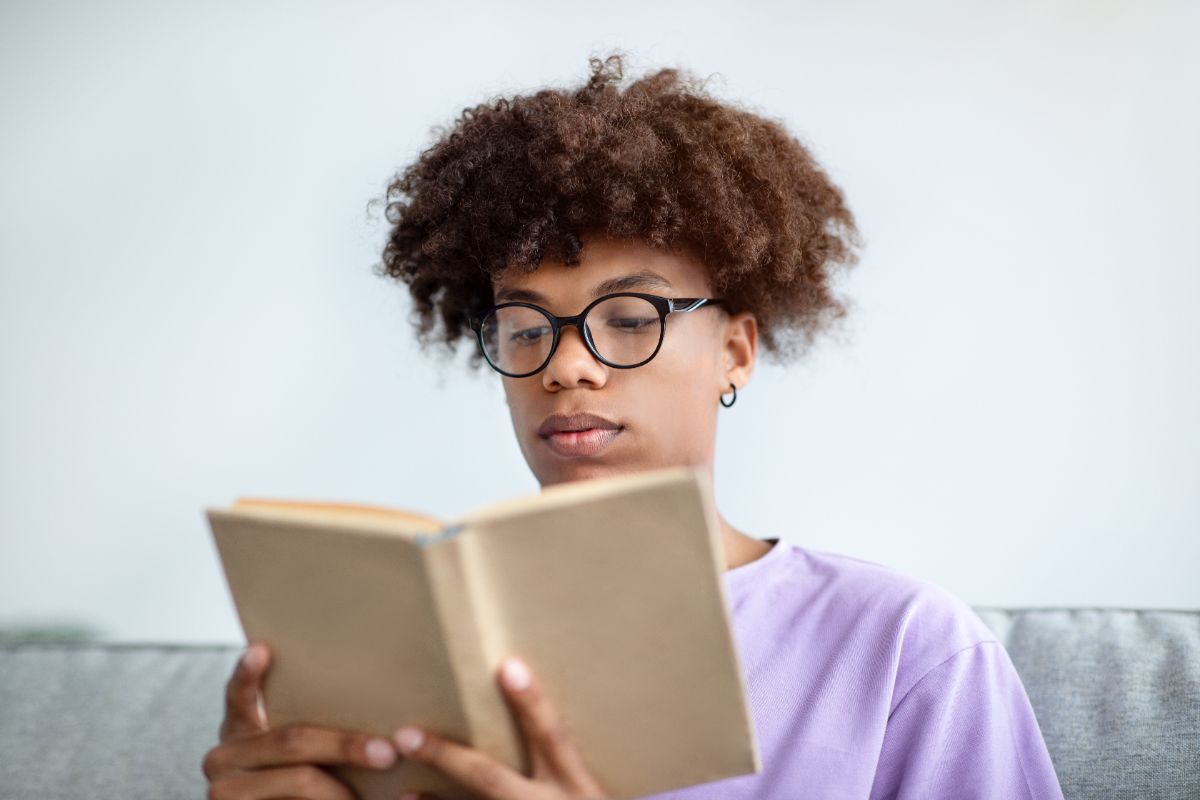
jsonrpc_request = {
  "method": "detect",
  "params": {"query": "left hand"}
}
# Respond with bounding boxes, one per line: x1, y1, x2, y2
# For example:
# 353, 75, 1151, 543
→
392, 656, 609, 800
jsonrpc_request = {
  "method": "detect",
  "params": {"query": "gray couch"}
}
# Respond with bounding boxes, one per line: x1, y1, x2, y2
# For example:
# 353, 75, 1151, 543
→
1, 608, 1197, 799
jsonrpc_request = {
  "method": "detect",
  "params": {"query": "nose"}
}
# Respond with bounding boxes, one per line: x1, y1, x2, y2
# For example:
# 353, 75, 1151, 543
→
541, 323, 608, 390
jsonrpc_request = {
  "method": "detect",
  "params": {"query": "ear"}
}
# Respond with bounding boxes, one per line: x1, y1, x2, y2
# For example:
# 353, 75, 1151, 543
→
720, 311, 757, 392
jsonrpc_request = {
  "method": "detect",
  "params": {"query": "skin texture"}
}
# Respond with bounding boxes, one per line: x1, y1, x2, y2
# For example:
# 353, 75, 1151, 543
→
495, 233, 772, 572
201, 235, 774, 799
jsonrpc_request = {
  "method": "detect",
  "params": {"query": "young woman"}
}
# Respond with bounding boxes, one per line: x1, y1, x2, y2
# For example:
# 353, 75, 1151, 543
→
203, 54, 1065, 799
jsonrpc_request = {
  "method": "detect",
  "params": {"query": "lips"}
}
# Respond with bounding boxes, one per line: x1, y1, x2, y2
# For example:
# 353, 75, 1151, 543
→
537, 412, 624, 457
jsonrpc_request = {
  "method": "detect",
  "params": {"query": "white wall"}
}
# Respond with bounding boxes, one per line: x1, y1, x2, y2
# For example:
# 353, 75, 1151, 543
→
1, 0, 1196, 643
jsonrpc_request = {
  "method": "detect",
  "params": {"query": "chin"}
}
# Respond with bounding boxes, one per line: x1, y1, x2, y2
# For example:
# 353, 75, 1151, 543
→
536, 461, 629, 487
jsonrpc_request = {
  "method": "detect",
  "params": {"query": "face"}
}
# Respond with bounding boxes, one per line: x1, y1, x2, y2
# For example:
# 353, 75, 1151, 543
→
488, 235, 756, 487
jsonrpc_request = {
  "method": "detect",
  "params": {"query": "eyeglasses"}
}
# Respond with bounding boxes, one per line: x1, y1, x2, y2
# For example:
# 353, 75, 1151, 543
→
469, 292, 729, 378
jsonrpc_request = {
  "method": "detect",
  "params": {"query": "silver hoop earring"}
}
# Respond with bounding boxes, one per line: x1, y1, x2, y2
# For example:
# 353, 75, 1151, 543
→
720, 382, 737, 408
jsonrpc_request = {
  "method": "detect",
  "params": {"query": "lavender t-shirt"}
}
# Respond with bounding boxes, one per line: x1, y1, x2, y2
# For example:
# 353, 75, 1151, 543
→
641, 539, 1065, 800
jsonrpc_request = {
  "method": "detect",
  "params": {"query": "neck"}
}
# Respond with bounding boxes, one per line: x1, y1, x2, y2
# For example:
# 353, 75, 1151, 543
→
697, 461, 774, 571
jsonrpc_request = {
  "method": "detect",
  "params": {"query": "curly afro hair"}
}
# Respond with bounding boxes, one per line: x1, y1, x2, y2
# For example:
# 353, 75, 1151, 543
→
373, 52, 863, 367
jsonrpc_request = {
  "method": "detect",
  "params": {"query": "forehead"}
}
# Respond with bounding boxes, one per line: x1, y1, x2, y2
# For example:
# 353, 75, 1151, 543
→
490, 236, 711, 304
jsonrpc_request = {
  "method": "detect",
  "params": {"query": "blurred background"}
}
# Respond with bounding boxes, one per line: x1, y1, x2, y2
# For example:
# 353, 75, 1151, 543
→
1, 0, 1196, 643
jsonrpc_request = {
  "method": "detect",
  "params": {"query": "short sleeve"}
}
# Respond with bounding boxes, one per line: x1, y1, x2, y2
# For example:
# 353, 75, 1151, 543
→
868, 641, 1065, 800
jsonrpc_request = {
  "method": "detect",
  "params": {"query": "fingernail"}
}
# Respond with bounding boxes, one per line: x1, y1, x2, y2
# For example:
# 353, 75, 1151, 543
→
240, 644, 265, 671
502, 657, 530, 691
393, 726, 425, 754
364, 737, 396, 768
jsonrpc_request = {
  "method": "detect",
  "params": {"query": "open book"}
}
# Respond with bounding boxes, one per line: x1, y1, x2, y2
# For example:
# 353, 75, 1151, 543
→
205, 465, 761, 800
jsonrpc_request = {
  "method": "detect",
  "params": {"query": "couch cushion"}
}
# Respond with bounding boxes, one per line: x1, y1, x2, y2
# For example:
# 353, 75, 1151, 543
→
0, 643, 239, 799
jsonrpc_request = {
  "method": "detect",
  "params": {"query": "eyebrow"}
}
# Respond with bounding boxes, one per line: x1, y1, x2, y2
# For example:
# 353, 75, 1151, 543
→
493, 269, 674, 304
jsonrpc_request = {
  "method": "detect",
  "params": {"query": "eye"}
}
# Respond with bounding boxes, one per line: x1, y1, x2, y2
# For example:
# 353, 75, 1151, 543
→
606, 316, 657, 331
509, 326, 551, 344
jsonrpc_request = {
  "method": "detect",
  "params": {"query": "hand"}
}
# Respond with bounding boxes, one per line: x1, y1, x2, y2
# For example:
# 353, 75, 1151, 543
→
392, 656, 609, 800
202, 642, 401, 799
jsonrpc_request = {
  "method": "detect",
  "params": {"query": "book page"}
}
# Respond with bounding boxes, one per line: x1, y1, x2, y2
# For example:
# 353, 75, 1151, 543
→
456, 466, 760, 798
206, 508, 470, 799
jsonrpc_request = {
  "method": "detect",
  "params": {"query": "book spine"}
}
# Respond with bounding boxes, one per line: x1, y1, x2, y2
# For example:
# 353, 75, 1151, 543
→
421, 527, 526, 773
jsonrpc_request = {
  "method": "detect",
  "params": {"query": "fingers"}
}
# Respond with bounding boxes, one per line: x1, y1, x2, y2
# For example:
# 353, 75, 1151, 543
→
220, 642, 271, 741
390, 656, 606, 799
393, 726, 534, 800
497, 657, 603, 794
206, 764, 357, 800
208, 641, 402, 799
204, 724, 398, 777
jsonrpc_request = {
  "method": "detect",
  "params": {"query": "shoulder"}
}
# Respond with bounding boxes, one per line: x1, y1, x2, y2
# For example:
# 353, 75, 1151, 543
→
757, 543, 1002, 709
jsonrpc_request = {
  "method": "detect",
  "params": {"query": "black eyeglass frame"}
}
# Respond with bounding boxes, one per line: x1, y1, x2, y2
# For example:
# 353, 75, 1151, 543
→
468, 291, 730, 378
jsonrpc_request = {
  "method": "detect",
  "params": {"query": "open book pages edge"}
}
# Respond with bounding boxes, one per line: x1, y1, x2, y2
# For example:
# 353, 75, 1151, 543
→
456, 464, 707, 528
209, 466, 704, 542
208, 500, 445, 538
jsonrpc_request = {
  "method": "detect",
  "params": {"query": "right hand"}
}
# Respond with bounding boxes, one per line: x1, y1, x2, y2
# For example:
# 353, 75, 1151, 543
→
202, 641, 401, 799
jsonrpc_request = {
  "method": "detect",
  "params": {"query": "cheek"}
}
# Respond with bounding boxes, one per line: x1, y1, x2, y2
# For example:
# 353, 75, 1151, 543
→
632, 348, 721, 451
501, 380, 545, 465
656, 323, 724, 397
642, 367, 715, 414
499, 378, 531, 438
502, 379, 537, 422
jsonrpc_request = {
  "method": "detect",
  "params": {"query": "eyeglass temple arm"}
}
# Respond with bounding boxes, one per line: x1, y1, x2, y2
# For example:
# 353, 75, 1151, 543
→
669, 298, 726, 313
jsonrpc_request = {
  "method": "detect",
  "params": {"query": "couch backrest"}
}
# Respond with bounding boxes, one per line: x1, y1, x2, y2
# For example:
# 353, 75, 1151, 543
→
1, 608, 1196, 799
974, 608, 1199, 800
